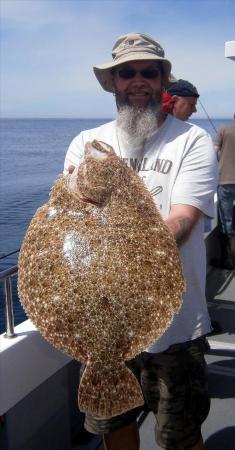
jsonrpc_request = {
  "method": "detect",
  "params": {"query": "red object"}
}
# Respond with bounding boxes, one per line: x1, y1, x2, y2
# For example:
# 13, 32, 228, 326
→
162, 91, 175, 114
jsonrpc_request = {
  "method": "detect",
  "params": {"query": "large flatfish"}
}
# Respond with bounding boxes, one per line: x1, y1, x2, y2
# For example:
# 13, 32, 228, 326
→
18, 140, 185, 418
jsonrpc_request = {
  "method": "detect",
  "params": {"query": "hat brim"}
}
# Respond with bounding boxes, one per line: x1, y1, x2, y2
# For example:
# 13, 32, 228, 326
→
93, 54, 172, 93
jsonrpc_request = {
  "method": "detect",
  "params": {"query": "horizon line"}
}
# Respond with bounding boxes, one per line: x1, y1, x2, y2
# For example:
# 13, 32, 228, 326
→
0, 116, 231, 120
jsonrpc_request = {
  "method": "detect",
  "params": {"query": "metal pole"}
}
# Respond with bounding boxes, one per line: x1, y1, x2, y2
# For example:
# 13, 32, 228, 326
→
4, 277, 15, 338
0, 265, 18, 337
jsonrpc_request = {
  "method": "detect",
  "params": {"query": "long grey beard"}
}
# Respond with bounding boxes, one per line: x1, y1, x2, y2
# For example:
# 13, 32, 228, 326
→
116, 102, 161, 148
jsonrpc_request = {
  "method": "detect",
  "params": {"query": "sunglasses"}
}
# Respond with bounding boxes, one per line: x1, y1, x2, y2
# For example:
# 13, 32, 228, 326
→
116, 67, 161, 80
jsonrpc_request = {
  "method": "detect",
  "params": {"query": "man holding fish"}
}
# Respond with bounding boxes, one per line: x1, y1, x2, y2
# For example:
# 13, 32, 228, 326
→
64, 33, 218, 450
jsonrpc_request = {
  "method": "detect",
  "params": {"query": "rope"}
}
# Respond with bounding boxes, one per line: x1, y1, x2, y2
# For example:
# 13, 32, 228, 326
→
0, 249, 20, 260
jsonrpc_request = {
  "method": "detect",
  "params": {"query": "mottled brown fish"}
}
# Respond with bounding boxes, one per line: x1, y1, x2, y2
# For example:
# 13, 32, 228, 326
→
18, 140, 185, 418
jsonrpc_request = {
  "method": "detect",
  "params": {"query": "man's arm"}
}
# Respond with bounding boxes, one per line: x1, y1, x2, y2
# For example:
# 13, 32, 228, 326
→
214, 129, 223, 159
165, 204, 203, 246
214, 143, 221, 161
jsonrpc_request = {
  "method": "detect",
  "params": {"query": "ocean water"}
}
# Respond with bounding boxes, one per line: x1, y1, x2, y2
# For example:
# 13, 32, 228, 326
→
0, 117, 231, 333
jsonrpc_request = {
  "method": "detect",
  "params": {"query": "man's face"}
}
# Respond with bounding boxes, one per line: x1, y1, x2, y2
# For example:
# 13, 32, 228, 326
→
111, 60, 164, 109
172, 96, 197, 121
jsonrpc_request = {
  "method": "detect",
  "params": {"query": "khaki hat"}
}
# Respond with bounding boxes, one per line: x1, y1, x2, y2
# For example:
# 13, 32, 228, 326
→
93, 32, 172, 93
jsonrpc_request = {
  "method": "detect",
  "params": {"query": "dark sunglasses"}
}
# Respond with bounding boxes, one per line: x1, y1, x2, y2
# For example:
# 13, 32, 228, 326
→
116, 67, 161, 80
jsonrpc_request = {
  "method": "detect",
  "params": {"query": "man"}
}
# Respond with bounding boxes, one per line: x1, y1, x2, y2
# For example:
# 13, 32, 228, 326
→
64, 33, 218, 450
162, 79, 199, 121
214, 114, 235, 269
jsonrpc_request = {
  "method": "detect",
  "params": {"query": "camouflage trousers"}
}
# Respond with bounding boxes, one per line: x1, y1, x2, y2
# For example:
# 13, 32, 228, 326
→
84, 336, 210, 450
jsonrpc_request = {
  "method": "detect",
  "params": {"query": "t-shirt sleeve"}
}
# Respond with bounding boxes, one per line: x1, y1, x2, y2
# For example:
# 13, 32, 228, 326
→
171, 131, 218, 218
63, 133, 85, 174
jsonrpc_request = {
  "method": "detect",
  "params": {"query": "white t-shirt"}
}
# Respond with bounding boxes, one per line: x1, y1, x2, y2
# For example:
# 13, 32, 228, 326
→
64, 115, 218, 353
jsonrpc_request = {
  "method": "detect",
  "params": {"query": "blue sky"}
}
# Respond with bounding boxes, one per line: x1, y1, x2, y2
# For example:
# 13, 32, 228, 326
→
1, 0, 234, 119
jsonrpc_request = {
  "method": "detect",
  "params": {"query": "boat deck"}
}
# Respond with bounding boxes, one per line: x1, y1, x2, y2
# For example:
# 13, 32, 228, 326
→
72, 266, 235, 450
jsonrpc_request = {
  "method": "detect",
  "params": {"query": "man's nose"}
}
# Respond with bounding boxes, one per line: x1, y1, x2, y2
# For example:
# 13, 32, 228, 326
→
131, 71, 146, 82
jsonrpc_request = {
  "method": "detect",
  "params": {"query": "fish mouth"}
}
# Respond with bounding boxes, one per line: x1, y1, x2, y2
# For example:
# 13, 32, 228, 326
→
76, 184, 109, 206
85, 140, 114, 159
77, 193, 102, 206
68, 175, 104, 206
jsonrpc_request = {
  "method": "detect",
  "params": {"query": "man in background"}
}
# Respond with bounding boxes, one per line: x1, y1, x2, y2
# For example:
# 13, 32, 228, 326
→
162, 78, 199, 121
214, 114, 235, 269
65, 32, 218, 450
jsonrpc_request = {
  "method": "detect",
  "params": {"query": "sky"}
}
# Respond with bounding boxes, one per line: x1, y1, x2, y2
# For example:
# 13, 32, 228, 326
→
0, 0, 234, 119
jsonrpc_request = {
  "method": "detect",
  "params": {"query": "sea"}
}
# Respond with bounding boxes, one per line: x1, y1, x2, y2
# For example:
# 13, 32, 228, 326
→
0, 117, 231, 333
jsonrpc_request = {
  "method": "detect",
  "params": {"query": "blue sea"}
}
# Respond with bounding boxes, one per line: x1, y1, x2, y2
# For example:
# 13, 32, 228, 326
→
0, 117, 231, 333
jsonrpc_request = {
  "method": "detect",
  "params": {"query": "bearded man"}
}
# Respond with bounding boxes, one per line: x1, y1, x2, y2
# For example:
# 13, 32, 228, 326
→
64, 33, 218, 450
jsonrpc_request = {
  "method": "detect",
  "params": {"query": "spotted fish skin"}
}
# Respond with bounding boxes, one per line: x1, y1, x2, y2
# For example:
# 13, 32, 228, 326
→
18, 140, 185, 418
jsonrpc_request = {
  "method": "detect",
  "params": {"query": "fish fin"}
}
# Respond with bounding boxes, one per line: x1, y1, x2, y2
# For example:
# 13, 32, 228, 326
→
78, 360, 144, 418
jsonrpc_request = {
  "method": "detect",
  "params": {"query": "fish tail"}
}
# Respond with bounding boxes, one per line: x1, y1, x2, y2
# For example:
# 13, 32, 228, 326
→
78, 360, 144, 418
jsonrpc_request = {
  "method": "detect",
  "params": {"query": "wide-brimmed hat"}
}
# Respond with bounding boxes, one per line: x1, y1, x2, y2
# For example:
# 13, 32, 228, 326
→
93, 32, 172, 93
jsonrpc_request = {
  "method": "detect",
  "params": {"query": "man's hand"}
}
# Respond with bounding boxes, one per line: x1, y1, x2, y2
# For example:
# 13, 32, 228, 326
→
68, 165, 75, 174
165, 204, 202, 246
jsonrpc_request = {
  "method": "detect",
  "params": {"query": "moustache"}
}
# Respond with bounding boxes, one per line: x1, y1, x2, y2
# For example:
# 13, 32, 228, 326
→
126, 89, 152, 95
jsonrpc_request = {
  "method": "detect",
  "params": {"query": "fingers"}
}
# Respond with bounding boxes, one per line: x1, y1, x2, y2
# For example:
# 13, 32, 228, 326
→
68, 165, 79, 193
68, 165, 75, 174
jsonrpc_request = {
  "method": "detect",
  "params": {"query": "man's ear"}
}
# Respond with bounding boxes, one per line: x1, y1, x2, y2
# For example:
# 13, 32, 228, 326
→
172, 95, 179, 103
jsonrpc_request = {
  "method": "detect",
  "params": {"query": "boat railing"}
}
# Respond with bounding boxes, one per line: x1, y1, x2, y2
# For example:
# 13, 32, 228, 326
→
0, 265, 18, 338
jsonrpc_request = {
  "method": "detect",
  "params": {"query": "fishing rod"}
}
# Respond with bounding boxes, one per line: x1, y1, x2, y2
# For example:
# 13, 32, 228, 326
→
0, 249, 20, 260
198, 99, 218, 134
